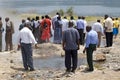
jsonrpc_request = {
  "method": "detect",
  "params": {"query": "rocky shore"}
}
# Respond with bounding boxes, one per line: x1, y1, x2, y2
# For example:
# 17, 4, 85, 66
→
0, 35, 120, 80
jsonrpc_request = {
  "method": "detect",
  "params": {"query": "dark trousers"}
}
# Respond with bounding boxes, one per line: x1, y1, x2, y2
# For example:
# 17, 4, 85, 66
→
105, 32, 113, 47
65, 50, 78, 71
21, 43, 34, 70
5, 32, 13, 51
77, 29, 84, 45
0, 33, 2, 51
86, 44, 96, 70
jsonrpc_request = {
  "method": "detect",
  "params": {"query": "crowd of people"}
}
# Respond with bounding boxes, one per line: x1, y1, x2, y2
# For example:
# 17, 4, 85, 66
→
0, 13, 119, 73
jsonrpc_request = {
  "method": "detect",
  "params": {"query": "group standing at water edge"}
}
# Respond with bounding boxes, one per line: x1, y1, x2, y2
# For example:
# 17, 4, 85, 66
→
0, 13, 119, 73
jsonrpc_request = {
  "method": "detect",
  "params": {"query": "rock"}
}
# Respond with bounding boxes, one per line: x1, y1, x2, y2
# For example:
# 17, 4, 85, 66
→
10, 60, 13, 63
93, 53, 106, 62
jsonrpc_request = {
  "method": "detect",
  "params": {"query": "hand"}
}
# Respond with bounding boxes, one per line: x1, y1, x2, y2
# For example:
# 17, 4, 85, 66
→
35, 44, 39, 49
17, 45, 21, 51
83, 48, 86, 54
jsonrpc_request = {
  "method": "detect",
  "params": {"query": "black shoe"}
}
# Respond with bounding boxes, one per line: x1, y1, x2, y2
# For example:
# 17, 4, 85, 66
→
86, 68, 94, 72
71, 69, 75, 73
30, 68, 35, 71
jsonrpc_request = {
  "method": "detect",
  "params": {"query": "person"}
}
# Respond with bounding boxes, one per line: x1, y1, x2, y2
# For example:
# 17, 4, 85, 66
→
0, 17, 4, 51
52, 12, 60, 30
5, 17, 14, 51
69, 16, 77, 28
41, 15, 51, 42
62, 21, 80, 73
53, 16, 63, 44
92, 19, 104, 47
82, 16, 87, 45
19, 19, 25, 31
61, 16, 69, 33
76, 16, 85, 45
33, 16, 41, 43
83, 26, 98, 72
113, 18, 119, 39
17, 22, 38, 71
104, 15, 113, 47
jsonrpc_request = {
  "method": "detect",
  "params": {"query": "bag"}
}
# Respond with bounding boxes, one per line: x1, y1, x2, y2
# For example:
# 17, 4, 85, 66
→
43, 20, 48, 28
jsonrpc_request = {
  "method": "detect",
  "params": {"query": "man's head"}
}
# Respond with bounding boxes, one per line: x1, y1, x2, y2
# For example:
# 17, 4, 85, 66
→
22, 19, 25, 23
64, 16, 67, 19
97, 19, 100, 23
86, 25, 92, 32
36, 16, 39, 20
78, 16, 81, 19
5, 17, 9, 22
104, 14, 108, 19
70, 16, 74, 20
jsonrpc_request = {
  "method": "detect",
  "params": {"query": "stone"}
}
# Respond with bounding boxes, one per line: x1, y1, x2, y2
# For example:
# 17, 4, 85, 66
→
93, 53, 106, 62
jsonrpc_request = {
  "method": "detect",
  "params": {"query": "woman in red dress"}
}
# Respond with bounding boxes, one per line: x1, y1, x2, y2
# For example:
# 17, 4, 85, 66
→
41, 15, 51, 42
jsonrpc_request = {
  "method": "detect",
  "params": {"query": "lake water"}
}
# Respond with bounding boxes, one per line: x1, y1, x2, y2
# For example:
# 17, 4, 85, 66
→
0, 0, 120, 16
0, 0, 119, 50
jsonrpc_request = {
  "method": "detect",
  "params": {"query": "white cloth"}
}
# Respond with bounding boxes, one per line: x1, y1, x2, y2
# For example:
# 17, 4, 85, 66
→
69, 20, 77, 27
17, 27, 37, 44
92, 22, 104, 35
62, 19, 69, 31
105, 17, 113, 32
83, 20, 87, 33
6, 21, 11, 27
34, 20, 40, 28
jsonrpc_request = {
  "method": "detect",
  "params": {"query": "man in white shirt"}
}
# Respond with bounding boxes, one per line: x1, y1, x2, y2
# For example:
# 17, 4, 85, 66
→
104, 15, 113, 47
62, 16, 69, 33
82, 16, 87, 44
92, 19, 104, 47
69, 16, 77, 28
17, 22, 38, 71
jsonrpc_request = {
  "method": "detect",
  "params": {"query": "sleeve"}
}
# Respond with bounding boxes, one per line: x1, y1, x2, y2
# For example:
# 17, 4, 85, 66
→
17, 32, 21, 45
85, 33, 90, 48
62, 31, 66, 42
10, 21, 14, 33
29, 30, 37, 44
76, 30, 80, 40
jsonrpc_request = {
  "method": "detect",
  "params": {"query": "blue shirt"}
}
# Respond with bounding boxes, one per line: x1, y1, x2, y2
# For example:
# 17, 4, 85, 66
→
85, 30, 98, 48
76, 19, 85, 29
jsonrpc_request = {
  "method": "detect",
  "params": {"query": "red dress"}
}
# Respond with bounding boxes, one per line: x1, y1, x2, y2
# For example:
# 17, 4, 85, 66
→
41, 19, 51, 40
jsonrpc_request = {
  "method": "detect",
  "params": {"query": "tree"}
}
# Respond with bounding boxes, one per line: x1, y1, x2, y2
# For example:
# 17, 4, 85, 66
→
58, 9, 64, 16
66, 7, 73, 16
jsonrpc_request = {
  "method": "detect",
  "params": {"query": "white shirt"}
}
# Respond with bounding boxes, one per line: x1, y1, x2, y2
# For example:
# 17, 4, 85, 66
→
34, 20, 40, 28
62, 19, 69, 31
105, 17, 113, 32
83, 20, 87, 33
70, 20, 77, 28
17, 27, 37, 44
92, 22, 104, 34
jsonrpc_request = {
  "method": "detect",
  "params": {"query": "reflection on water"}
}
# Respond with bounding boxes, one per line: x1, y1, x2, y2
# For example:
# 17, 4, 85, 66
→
34, 56, 87, 70
0, 0, 120, 16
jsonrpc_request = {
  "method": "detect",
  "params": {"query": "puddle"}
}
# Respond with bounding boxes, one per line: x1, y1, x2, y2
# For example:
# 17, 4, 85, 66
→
34, 56, 87, 70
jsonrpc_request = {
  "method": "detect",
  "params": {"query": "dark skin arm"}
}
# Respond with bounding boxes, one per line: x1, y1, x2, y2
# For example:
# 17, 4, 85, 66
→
62, 41, 65, 50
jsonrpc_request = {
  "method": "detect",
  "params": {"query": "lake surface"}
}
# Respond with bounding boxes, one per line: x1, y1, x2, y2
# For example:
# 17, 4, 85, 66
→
0, 0, 119, 50
0, 0, 120, 16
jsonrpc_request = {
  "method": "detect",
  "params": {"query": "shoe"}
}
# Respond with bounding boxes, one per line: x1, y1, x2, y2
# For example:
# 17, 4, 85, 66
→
30, 68, 35, 71
71, 69, 75, 73
86, 68, 94, 72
